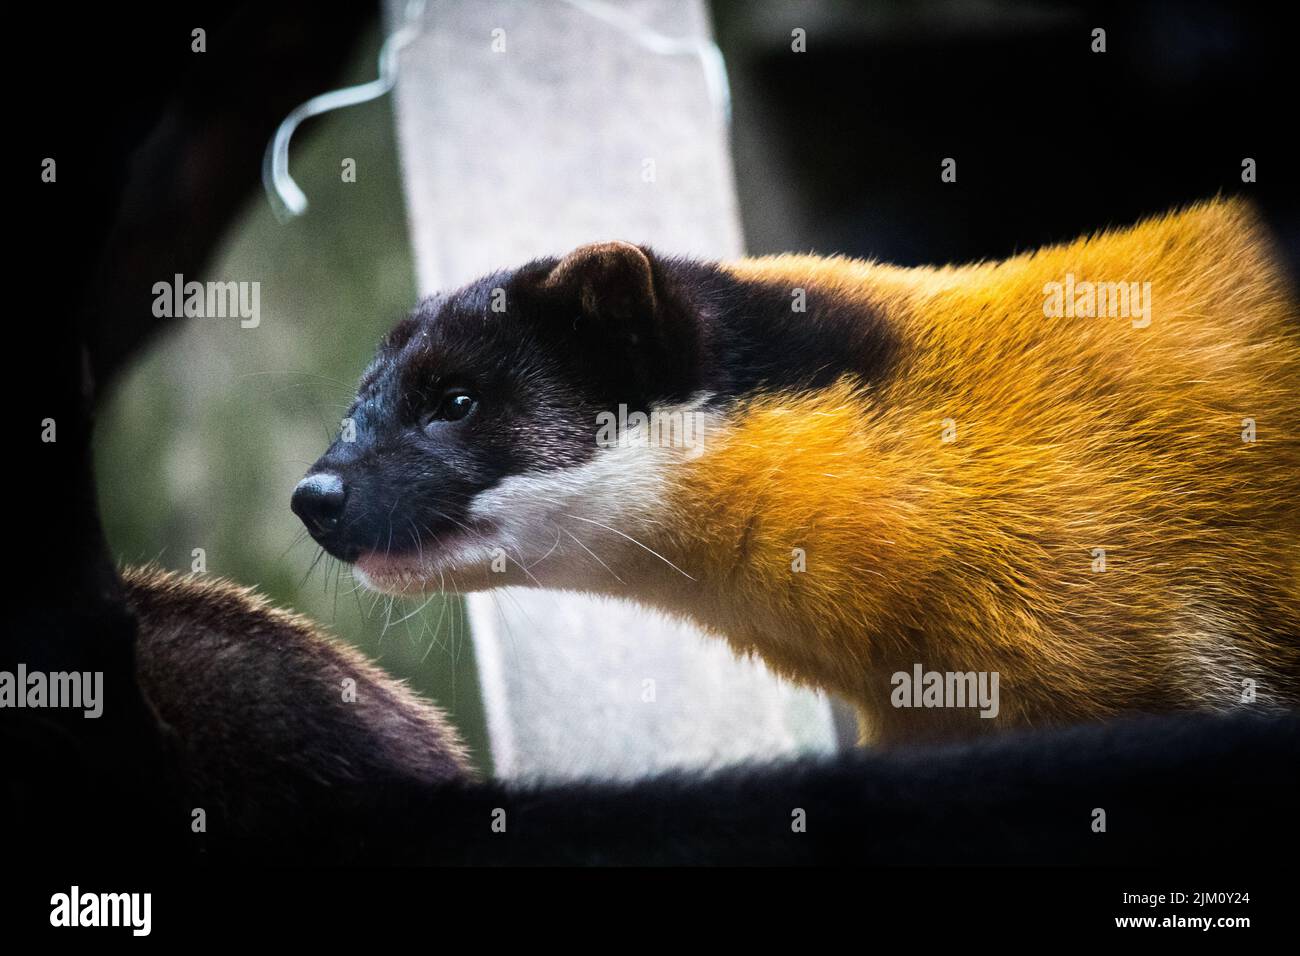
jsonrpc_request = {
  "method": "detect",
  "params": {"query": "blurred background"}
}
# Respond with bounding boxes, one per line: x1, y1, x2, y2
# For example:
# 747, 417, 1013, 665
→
92, 0, 1291, 775
93, 23, 492, 765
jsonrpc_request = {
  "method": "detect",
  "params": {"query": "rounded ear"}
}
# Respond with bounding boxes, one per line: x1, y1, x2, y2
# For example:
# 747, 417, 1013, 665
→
542, 240, 656, 323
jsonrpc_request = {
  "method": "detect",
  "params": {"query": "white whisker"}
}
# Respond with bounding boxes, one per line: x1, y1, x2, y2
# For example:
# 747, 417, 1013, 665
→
561, 513, 695, 581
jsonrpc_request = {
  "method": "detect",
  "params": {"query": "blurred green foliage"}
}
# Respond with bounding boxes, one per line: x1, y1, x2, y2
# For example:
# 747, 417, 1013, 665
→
95, 28, 491, 773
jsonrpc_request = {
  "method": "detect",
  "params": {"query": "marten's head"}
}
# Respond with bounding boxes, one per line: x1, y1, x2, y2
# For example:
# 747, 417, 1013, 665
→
293, 240, 893, 594
293, 241, 706, 593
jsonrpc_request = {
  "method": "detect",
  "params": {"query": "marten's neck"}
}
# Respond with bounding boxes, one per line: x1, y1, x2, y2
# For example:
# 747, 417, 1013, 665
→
654, 256, 900, 405
615, 257, 936, 720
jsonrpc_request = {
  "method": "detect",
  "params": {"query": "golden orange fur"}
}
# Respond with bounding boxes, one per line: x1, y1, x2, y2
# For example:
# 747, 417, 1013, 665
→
621, 198, 1300, 744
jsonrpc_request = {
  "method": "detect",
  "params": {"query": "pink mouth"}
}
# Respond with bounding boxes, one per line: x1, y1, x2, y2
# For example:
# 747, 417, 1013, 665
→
351, 552, 439, 593
352, 520, 492, 590
354, 552, 427, 578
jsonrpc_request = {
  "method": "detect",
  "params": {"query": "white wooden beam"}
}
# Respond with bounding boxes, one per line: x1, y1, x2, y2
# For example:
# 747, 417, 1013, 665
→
390, 0, 837, 780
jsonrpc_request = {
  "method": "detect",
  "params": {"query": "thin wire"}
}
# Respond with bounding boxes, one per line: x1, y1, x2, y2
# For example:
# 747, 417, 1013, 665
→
262, 0, 732, 222
556, 0, 732, 122
262, 0, 426, 221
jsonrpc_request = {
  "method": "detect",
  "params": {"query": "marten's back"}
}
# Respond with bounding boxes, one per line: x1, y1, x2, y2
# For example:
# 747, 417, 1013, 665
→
122, 566, 471, 831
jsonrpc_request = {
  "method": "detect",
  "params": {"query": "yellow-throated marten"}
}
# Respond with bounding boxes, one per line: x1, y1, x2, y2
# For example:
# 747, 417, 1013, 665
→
293, 197, 1300, 745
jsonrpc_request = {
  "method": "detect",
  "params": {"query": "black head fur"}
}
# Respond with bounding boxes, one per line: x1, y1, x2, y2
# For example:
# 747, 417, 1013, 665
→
296, 242, 898, 562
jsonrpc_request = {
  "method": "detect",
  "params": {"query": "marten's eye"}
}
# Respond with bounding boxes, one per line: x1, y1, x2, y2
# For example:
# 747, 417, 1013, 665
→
423, 388, 477, 426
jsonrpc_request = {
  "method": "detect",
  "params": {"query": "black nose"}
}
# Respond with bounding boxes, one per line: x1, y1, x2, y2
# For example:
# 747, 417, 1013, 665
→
292, 472, 347, 536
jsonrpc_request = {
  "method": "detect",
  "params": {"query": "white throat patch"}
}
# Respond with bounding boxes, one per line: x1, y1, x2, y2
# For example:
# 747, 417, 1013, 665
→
354, 394, 716, 595
465, 393, 716, 587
